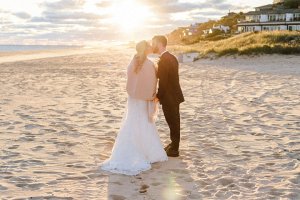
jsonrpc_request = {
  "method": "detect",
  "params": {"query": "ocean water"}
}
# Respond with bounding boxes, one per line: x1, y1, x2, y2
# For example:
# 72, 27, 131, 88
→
0, 45, 82, 52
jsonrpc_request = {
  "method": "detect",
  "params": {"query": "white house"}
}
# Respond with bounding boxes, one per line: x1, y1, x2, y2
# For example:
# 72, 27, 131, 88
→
203, 25, 230, 35
203, 29, 210, 35
238, 0, 300, 32
180, 23, 202, 38
211, 25, 230, 33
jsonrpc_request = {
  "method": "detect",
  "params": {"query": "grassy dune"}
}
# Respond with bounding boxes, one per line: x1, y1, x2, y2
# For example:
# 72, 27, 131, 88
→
170, 31, 300, 57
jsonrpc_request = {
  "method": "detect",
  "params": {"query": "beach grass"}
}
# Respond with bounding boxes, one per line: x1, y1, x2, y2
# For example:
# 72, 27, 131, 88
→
170, 31, 300, 57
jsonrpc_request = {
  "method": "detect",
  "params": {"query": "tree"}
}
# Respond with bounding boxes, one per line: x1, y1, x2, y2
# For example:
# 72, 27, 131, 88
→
284, 0, 300, 8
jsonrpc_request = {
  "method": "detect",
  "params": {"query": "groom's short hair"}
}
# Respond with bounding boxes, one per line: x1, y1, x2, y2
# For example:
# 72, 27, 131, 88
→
152, 35, 168, 47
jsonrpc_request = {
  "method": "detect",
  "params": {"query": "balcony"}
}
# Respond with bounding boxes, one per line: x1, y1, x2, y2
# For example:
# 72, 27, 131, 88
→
268, 18, 286, 22
238, 17, 300, 24
291, 17, 300, 21
238, 19, 260, 23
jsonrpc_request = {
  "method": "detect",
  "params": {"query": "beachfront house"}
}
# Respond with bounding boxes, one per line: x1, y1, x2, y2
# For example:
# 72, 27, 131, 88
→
203, 25, 230, 35
203, 29, 210, 35
180, 23, 202, 38
211, 25, 230, 33
237, 0, 300, 32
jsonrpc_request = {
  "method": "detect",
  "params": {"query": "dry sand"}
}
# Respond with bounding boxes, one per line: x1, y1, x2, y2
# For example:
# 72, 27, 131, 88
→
0, 49, 299, 199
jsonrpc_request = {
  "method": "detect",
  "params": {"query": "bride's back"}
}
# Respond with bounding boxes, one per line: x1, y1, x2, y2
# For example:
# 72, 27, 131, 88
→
126, 58, 157, 101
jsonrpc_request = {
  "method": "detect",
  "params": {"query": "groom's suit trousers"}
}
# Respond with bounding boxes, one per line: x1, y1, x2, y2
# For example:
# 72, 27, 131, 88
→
162, 102, 180, 150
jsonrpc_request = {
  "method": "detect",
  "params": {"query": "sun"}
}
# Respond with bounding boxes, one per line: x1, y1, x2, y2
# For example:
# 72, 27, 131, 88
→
109, 0, 153, 33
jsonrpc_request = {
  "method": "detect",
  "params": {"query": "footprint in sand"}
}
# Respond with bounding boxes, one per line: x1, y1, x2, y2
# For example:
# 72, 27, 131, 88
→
217, 177, 234, 187
7, 126, 15, 130
15, 182, 45, 190
109, 181, 123, 186
51, 150, 74, 156
19, 159, 46, 167
9, 176, 37, 185
13, 121, 23, 125
0, 185, 8, 191
0, 151, 20, 160
41, 128, 57, 133
150, 182, 161, 186
0, 121, 11, 127
31, 145, 44, 151
8, 145, 19, 150
18, 134, 35, 142
18, 113, 34, 120
56, 176, 88, 181
109, 194, 126, 200
65, 163, 86, 169
139, 184, 149, 194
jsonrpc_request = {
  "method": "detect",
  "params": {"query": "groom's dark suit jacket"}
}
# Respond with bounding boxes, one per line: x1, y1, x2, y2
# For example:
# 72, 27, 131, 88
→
157, 51, 184, 105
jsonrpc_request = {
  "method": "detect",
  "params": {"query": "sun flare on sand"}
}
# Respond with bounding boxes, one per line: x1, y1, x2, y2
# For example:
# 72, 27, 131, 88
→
108, 0, 153, 33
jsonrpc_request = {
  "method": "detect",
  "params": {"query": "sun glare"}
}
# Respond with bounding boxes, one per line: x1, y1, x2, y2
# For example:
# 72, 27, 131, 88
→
109, 0, 153, 33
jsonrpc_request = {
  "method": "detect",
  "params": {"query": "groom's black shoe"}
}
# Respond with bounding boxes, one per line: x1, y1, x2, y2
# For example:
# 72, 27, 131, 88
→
166, 148, 179, 157
164, 144, 172, 151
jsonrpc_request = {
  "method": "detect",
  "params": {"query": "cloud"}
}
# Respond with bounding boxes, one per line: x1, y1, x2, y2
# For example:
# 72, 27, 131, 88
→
32, 0, 110, 27
194, 10, 227, 16
0, 9, 9, 14
42, 0, 86, 10
31, 11, 103, 22
96, 0, 112, 8
144, 0, 249, 16
137, 0, 249, 28
202, 0, 250, 11
140, 0, 198, 13
13, 12, 31, 19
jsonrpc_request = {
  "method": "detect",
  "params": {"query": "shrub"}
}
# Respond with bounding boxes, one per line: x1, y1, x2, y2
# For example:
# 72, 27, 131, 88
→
218, 48, 239, 56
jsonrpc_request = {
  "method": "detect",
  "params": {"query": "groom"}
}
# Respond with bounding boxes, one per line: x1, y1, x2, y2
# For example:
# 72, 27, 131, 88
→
152, 35, 185, 157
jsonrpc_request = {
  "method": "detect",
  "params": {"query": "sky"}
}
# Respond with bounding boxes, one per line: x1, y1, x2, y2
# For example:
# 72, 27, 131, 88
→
0, 0, 272, 45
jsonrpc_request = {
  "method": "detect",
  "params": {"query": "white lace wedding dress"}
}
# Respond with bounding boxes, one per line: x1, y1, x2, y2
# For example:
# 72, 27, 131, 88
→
100, 96, 168, 175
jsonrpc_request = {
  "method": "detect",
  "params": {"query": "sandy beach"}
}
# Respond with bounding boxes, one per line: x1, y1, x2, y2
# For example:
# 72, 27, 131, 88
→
0, 49, 299, 200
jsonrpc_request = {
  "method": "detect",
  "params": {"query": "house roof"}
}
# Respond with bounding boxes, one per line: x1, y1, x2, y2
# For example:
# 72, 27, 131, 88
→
256, 4, 274, 10
246, 8, 300, 15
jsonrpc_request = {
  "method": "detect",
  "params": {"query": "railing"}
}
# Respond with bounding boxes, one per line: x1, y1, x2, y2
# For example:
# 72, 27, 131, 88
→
291, 17, 300, 21
238, 17, 300, 23
238, 20, 260, 23
268, 18, 286, 22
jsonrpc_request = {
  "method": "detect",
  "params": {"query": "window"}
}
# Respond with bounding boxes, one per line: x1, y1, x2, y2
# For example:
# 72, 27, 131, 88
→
278, 14, 286, 21
269, 14, 276, 21
294, 13, 300, 21
263, 26, 270, 31
255, 15, 260, 22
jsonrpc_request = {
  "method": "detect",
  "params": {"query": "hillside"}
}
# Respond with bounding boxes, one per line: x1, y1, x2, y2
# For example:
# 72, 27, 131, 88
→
170, 31, 300, 57
168, 12, 245, 45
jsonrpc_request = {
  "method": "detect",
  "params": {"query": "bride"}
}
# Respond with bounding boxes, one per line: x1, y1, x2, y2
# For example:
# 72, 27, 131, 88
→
100, 40, 168, 175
